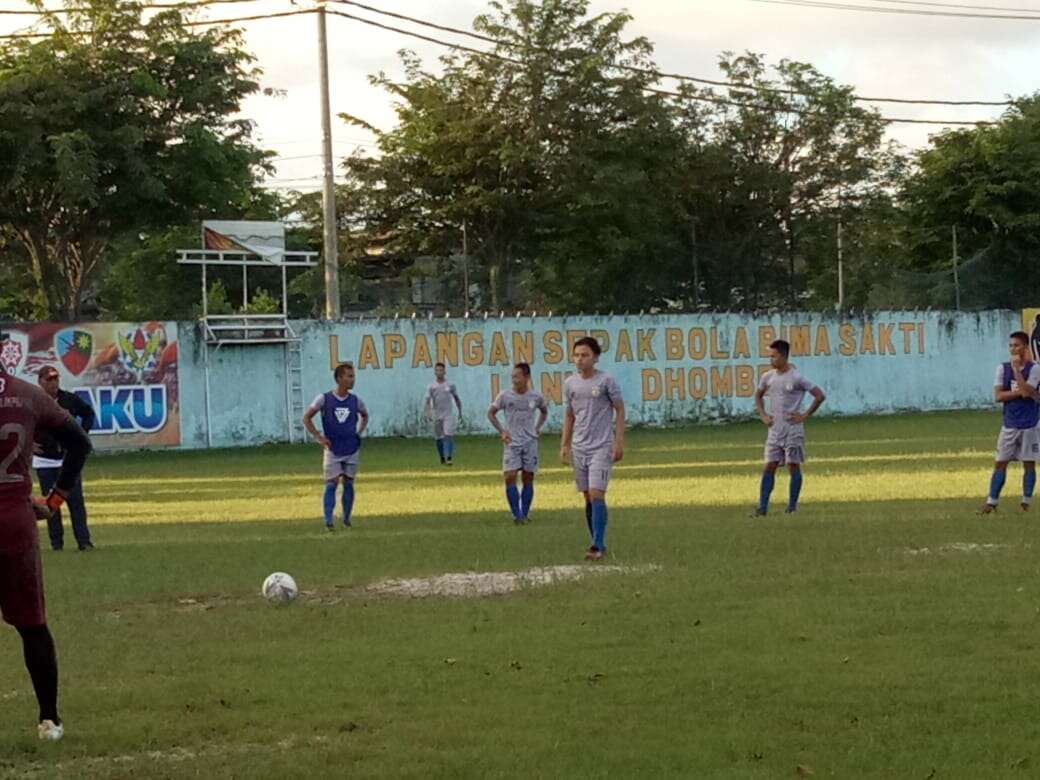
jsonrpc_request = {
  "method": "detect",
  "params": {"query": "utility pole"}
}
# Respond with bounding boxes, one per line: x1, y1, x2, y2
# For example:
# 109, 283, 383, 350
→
837, 217, 845, 311
317, 3, 340, 320
462, 220, 470, 312
690, 219, 700, 308
952, 225, 961, 311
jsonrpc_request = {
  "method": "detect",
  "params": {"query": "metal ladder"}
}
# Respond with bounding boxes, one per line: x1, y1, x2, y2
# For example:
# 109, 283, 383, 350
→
285, 339, 307, 443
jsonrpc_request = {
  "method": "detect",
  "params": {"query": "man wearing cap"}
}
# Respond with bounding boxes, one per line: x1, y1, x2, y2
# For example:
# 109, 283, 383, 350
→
33, 367, 96, 551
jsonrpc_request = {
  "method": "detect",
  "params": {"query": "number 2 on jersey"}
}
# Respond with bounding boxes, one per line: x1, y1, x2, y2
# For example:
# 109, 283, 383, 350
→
0, 423, 28, 484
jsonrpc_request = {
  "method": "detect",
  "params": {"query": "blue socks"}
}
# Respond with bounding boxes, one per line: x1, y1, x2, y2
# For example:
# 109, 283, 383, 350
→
341, 479, 355, 526
988, 468, 1007, 505
324, 480, 357, 526
520, 481, 534, 518
585, 502, 593, 538
445, 437, 455, 458
1024, 469, 1037, 504
758, 471, 775, 513
788, 470, 803, 512
436, 438, 445, 460
505, 484, 521, 519
322, 482, 336, 526
590, 499, 608, 550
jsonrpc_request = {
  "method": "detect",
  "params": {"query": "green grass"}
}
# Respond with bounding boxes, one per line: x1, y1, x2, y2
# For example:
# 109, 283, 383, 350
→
2, 410, 1038, 779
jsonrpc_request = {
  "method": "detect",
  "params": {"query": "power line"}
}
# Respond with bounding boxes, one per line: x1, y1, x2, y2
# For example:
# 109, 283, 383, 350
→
330, 0, 1010, 108
869, 0, 1040, 12
273, 149, 374, 161
325, 8, 996, 126
0, 7, 313, 40
749, 0, 1040, 20
0, 0, 263, 14
261, 136, 376, 146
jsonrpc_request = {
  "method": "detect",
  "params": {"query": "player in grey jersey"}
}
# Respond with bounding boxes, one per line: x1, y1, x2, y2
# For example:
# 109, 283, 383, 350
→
753, 339, 825, 516
424, 362, 462, 465
487, 362, 549, 524
560, 337, 625, 560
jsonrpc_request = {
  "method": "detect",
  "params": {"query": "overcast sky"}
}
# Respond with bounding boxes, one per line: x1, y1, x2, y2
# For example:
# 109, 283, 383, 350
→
6, 0, 1040, 191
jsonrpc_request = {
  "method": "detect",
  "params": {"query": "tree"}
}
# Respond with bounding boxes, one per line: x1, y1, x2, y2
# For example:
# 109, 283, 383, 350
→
671, 52, 893, 309
891, 95, 1040, 309
0, 0, 271, 320
340, 0, 686, 312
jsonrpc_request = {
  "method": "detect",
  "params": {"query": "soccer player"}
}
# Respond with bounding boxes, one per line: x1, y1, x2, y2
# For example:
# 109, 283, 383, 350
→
487, 362, 549, 524
753, 339, 826, 516
34, 366, 96, 551
1, 355, 92, 741
560, 337, 625, 561
424, 362, 462, 466
979, 331, 1040, 514
303, 362, 369, 531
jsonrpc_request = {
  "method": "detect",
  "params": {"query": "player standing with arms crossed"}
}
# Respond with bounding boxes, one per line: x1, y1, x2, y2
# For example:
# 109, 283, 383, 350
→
979, 331, 1040, 514
303, 363, 369, 531
0, 349, 92, 741
560, 337, 625, 561
425, 362, 462, 466
753, 339, 826, 516
487, 362, 548, 524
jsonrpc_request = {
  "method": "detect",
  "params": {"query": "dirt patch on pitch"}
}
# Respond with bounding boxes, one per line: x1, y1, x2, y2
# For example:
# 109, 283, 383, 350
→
900, 542, 1018, 556
367, 563, 661, 599
8, 735, 343, 778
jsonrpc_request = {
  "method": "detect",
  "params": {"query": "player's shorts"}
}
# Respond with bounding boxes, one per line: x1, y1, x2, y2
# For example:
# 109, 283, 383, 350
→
323, 450, 359, 482
765, 426, 806, 465
995, 426, 1040, 462
0, 542, 46, 628
433, 416, 457, 439
572, 447, 613, 493
503, 441, 539, 474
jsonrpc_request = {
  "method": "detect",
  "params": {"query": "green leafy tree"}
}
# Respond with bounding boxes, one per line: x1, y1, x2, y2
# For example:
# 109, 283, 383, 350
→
0, 0, 272, 320
340, 0, 686, 311
672, 52, 893, 309
891, 96, 1040, 309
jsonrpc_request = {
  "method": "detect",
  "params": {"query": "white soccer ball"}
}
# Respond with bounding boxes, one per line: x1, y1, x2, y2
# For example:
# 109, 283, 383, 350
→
261, 572, 298, 604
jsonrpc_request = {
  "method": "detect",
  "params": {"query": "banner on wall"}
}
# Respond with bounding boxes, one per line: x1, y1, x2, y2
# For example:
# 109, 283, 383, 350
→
0, 321, 180, 448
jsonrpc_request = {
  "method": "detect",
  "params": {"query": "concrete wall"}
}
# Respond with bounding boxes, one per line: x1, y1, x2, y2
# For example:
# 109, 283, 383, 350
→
177, 310, 1019, 449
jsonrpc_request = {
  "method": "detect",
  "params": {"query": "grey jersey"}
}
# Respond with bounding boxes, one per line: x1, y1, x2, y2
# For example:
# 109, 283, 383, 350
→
491, 389, 548, 446
425, 381, 458, 420
564, 370, 623, 453
758, 368, 818, 438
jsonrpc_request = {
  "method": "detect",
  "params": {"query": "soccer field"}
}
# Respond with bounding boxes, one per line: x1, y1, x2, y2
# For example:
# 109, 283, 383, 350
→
2, 409, 1037, 778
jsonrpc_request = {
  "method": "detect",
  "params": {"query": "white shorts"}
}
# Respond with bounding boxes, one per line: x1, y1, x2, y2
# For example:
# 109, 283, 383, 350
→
323, 450, 359, 482
572, 447, 613, 493
995, 426, 1040, 462
433, 417, 457, 439
765, 426, 806, 465
503, 441, 539, 474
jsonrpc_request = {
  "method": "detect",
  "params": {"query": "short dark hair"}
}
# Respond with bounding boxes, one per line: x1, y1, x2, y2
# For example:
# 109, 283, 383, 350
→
770, 339, 790, 358
573, 336, 601, 356
1010, 331, 1030, 345
333, 362, 354, 380
39, 366, 59, 380
514, 362, 531, 377
435, 361, 446, 369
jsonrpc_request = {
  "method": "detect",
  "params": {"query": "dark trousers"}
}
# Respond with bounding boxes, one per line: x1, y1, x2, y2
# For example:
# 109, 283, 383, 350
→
35, 468, 91, 550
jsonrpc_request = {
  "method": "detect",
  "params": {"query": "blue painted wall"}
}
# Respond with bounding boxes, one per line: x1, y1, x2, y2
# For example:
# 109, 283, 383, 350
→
175, 310, 1019, 449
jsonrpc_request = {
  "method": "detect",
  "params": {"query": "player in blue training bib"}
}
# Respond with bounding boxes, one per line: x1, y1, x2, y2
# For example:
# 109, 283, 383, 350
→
303, 362, 369, 530
979, 331, 1040, 514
